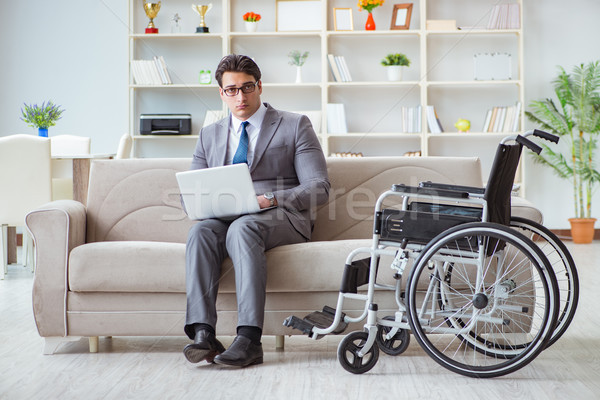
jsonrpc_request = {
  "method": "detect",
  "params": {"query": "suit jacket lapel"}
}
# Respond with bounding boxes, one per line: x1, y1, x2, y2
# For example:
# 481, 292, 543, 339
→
212, 117, 229, 167
251, 104, 281, 173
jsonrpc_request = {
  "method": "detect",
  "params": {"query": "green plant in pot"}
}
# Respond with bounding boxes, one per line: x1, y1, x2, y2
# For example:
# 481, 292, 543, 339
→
526, 61, 600, 243
381, 53, 410, 82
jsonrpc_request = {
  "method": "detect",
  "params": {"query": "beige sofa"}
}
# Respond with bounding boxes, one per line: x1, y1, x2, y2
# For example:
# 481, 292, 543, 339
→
26, 156, 542, 354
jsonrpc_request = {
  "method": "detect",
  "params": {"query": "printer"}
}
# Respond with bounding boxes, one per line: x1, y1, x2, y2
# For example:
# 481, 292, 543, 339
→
140, 114, 192, 135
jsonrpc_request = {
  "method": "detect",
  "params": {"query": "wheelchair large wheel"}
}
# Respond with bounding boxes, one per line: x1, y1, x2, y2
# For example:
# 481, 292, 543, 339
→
406, 222, 559, 378
510, 217, 579, 347
337, 331, 379, 374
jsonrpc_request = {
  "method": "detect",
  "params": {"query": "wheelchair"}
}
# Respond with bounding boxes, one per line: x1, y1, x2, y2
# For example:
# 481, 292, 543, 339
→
284, 129, 578, 378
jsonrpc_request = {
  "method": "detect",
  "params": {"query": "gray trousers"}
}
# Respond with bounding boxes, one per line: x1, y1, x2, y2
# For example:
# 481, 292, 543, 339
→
184, 208, 306, 339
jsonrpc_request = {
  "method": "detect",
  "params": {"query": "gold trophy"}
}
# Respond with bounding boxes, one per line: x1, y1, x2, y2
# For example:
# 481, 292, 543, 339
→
144, 1, 161, 34
192, 4, 213, 33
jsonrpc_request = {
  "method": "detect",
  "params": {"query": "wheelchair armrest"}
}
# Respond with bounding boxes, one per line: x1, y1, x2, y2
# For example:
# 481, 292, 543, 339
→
391, 184, 470, 199
419, 181, 485, 195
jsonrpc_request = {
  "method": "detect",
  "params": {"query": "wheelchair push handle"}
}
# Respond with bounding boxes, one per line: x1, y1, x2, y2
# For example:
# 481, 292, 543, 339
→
516, 135, 542, 155
531, 129, 559, 144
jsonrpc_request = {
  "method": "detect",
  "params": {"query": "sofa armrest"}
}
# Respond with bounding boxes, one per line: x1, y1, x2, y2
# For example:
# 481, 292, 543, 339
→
25, 200, 87, 337
511, 196, 543, 224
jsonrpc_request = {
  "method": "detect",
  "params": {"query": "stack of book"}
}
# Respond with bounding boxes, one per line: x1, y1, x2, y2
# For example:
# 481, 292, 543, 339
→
481, 102, 521, 133
131, 56, 172, 85
400, 105, 422, 133
327, 54, 352, 82
487, 4, 520, 29
326, 103, 348, 134
426, 105, 444, 133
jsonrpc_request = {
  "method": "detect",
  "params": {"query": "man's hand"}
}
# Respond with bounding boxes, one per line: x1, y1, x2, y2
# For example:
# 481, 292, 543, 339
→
257, 195, 277, 209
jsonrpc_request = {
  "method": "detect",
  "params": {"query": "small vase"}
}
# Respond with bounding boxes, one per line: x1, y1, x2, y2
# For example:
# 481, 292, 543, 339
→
365, 12, 376, 31
569, 217, 597, 244
245, 21, 258, 32
38, 128, 48, 137
295, 66, 303, 83
386, 65, 402, 81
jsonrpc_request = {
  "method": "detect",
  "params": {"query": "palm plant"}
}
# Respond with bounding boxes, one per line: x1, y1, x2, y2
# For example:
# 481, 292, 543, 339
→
526, 61, 600, 219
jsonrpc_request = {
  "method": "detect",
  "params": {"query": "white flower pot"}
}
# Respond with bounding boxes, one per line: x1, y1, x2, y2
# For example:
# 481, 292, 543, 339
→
386, 65, 403, 81
245, 21, 258, 32
295, 66, 303, 83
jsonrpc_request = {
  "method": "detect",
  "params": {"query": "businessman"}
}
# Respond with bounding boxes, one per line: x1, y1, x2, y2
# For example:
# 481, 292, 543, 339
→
183, 54, 330, 367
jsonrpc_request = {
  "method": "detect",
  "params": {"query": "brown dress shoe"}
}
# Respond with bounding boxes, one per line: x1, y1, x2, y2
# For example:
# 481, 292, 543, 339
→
183, 330, 226, 364
213, 335, 263, 367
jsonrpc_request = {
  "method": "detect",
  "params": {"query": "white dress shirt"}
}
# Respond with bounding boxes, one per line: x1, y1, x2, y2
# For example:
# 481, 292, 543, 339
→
225, 103, 267, 165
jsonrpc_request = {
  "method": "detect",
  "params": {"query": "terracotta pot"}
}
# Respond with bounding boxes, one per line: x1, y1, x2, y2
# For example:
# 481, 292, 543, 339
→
568, 217, 597, 244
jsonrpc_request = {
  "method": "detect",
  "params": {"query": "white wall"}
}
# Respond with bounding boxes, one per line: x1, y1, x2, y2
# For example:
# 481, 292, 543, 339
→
0, 0, 128, 154
522, 0, 600, 228
1, 0, 599, 228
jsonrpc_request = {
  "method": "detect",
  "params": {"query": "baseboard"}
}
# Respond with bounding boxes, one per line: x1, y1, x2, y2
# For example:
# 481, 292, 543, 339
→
17, 230, 598, 246
550, 229, 600, 241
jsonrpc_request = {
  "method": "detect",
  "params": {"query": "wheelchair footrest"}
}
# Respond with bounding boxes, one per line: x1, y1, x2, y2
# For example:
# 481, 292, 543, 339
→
283, 306, 348, 336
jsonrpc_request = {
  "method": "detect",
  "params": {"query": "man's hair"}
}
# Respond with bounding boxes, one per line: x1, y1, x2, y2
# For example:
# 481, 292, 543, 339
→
215, 54, 262, 87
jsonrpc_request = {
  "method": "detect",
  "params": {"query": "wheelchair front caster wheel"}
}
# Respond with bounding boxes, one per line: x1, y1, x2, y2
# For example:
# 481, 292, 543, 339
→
337, 331, 379, 374
376, 317, 410, 356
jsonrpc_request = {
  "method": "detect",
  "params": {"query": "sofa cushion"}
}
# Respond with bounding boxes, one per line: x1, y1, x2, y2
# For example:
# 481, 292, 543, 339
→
68, 239, 379, 294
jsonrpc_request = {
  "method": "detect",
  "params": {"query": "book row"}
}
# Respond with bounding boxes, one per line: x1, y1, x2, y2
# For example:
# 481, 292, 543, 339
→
131, 56, 172, 85
327, 54, 352, 82
487, 4, 520, 30
482, 102, 522, 133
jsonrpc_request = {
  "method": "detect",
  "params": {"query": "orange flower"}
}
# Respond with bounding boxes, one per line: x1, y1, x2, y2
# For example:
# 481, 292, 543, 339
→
357, 0, 384, 12
243, 11, 261, 22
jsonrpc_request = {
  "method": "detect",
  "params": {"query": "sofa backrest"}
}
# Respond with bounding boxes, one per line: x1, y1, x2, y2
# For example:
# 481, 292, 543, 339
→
86, 157, 482, 243
312, 157, 483, 241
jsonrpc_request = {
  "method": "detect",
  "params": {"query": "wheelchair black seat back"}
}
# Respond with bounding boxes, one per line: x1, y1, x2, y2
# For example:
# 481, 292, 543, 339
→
379, 132, 546, 248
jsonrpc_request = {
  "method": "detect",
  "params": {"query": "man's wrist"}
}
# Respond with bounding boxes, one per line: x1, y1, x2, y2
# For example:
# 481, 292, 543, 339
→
263, 192, 276, 207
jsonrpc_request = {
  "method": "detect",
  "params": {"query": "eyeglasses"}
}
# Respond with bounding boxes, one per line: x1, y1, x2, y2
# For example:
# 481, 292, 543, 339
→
222, 82, 259, 97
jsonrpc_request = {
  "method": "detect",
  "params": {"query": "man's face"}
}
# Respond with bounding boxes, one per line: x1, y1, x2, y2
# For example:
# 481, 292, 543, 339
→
219, 71, 262, 121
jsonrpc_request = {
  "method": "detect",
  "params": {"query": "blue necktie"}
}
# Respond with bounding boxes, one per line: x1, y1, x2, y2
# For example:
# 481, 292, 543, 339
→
232, 121, 249, 165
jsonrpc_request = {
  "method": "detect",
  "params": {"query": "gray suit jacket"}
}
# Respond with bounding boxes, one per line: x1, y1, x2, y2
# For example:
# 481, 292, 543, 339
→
190, 103, 330, 240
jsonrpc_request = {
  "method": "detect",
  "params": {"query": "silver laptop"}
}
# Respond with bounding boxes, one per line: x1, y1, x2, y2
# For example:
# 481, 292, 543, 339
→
176, 164, 262, 220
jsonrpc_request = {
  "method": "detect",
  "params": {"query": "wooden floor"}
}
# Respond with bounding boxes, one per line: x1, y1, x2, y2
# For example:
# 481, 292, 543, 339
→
2, 242, 600, 400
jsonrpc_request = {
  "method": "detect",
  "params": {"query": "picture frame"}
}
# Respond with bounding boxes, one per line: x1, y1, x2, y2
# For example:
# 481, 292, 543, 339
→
390, 3, 413, 30
333, 8, 353, 31
276, 0, 322, 32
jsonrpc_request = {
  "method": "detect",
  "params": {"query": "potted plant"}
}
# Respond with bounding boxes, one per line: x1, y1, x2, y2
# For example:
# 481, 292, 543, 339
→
381, 53, 410, 81
526, 61, 600, 243
20, 100, 65, 137
288, 50, 309, 83
243, 12, 261, 32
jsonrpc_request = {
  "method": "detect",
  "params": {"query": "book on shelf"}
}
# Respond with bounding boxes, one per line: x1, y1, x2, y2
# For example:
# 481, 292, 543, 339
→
482, 102, 521, 133
336, 56, 352, 82
401, 105, 421, 133
327, 54, 352, 82
487, 3, 520, 29
131, 57, 172, 85
326, 103, 348, 134
426, 105, 444, 133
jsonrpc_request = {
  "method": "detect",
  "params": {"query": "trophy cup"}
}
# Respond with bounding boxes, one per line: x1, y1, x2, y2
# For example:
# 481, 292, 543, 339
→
192, 4, 213, 33
144, 1, 161, 34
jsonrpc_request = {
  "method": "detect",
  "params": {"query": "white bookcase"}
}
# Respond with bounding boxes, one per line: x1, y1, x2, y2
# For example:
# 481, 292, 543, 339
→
128, 0, 524, 182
